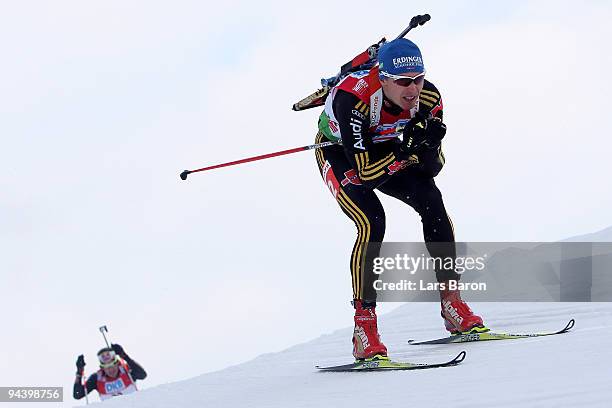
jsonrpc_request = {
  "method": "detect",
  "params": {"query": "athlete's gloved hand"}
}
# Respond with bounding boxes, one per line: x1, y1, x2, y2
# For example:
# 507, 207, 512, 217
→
400, 114, 428, 155
401, 115, 447, 155
111, 343, 127, 358
76, 355, 85, 376
422, 117, 447, 149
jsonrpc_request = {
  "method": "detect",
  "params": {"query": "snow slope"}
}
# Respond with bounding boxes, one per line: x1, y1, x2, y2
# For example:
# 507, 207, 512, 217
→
94, 302, 612, 408
563, 226, 612, 242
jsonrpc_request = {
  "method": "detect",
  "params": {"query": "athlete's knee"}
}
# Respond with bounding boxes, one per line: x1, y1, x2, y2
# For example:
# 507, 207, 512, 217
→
351, 209, 385, 242
368, 213, 386, 242
414, 183, 445, 215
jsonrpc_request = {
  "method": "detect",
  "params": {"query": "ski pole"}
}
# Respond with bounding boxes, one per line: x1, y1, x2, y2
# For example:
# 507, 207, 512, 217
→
98, 325, 138, 391
179, 139, 340, 180
99, 325, 110, 348
82, 369, 89, 405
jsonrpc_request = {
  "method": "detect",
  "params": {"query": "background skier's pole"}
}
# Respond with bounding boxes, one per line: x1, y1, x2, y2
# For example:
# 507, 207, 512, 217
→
98, 325, 138, 391
99, 325, 111, 348
82, 371, 89, 405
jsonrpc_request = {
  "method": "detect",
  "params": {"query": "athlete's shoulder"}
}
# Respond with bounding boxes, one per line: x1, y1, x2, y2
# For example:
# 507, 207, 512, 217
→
420, 79, 441, 101
335, 70, 376, 103
419, 79, 443, 116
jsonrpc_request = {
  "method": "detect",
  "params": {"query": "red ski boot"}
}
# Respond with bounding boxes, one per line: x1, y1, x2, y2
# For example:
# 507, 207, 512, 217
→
352, 300, 388, 360
440, 288, 486, 334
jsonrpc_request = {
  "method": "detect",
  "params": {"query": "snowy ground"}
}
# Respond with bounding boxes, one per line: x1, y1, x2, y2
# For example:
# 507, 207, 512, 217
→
93, 302, 612, 408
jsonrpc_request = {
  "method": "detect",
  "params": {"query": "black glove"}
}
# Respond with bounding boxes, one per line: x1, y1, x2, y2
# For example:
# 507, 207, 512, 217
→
401, 115, 447, 154
111, 343, 127, 358
421, 117, 447, 149
76, 355, 85, 376
400, 115, 428, 155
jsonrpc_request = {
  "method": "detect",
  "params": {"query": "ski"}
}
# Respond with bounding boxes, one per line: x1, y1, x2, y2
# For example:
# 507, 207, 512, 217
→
316, 351, 466, 372
408, 319, 575, 345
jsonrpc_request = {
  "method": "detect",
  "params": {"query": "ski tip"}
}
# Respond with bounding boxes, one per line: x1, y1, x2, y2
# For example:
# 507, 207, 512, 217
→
563, 319, 576, 332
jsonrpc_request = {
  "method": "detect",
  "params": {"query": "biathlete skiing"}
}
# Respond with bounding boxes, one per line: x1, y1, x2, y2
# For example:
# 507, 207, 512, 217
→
314, 37, 486, 361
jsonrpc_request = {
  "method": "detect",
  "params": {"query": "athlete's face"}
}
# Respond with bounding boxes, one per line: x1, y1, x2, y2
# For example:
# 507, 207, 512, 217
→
103, 365, 120, 378
380, 71, 424, 111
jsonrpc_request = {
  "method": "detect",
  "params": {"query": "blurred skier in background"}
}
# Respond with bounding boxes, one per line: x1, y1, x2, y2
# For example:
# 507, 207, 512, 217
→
314, 38, 486, 360
73, 344, 147, 401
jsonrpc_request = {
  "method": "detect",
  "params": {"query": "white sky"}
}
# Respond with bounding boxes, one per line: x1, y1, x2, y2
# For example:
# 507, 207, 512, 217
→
1, 1, 611, 406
